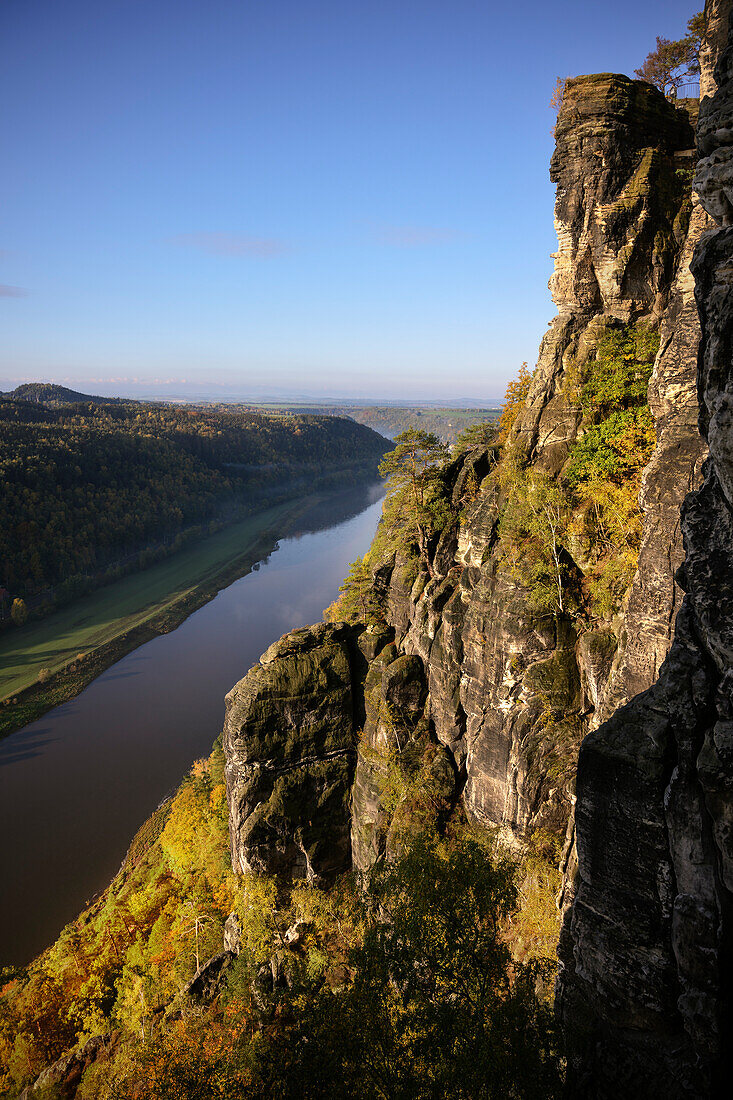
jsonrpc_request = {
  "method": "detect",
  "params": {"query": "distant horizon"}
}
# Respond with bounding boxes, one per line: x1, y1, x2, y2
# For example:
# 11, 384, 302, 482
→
0, 374, 503, 408
1, 0, 697, 397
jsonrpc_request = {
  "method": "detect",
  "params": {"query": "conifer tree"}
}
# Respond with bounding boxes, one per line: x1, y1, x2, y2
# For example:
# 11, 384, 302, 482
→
378, 429, 450, 575
635, 12, 704, 96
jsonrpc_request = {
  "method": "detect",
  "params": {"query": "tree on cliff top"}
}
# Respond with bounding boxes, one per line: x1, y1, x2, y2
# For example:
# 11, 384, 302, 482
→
378, 429, 449, 576
635, 12, 704, 97
325, 554, 385, 626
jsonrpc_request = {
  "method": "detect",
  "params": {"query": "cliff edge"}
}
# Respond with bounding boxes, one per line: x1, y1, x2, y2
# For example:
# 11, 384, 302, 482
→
221, 15, 729, 1097
557, 2, 733, 1095
224, 69, 705, 885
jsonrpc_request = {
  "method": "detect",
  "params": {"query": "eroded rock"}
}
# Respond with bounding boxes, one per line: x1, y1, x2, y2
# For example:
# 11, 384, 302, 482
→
559, 4, 733, 1092
224, 622, 360, 884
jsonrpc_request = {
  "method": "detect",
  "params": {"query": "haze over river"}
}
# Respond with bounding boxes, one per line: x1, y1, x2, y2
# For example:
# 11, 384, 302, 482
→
0, 484, 384, 966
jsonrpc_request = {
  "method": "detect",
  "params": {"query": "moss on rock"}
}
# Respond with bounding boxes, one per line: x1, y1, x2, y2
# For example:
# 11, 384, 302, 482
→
224, 622, 360, 884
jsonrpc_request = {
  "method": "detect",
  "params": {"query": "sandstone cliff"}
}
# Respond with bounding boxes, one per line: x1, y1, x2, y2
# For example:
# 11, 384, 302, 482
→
350, 72, 704, 873
557, 3, 733, 1095
222, 26, 728, 1098
224, 65, 706, 892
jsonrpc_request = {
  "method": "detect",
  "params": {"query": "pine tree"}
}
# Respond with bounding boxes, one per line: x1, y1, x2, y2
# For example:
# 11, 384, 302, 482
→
378, 430, 450, 575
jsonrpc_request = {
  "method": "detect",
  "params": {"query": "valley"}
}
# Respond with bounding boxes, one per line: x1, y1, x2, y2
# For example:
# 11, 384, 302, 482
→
0, 484, 384, 968
3, 3, 733, 1097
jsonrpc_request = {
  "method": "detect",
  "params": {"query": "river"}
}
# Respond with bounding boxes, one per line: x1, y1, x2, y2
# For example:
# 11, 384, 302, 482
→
0, 483, 384, 967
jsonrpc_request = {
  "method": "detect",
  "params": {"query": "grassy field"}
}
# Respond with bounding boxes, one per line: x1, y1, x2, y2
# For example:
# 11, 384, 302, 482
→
0, 500, 302, 735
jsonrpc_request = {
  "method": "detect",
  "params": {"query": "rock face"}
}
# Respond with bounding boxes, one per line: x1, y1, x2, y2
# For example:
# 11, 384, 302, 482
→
222, 25, 728, 1096
354, 72, 703, 865
548, 74, 693, 325
184, 950, 235, 1003
225, 70, 706, 889
224, 622, 362, 884
224, 620, 408, 883
20, 1034, 117, 1099
558, 2, 733, 1095
517, 75, 694, 473
596, 199, 709, 724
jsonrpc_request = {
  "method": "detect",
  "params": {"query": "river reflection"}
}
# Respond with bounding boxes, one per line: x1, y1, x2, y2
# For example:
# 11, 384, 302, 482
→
0, 482, 384, 965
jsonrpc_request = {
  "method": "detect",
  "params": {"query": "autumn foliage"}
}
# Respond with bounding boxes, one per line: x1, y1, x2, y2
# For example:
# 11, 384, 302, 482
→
1, 740, 561, 1098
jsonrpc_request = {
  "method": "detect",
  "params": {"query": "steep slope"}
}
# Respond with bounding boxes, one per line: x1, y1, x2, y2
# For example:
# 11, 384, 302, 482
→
0, 400, 387, 607
557, 2, 733, 1095
3, 26, 724, 1100
224, 70, 706, 895
353, 74, 706, 870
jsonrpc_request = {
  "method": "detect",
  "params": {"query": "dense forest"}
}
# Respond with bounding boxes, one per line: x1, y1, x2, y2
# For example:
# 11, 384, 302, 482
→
0, 391, 386, 618
0, 742, 561, 1099
1, 384, 125, 407
231, 403, 502, 443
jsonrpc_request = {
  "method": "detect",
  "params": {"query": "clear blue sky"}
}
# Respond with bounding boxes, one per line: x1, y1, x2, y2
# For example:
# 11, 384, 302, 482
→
1, 0, 700, 402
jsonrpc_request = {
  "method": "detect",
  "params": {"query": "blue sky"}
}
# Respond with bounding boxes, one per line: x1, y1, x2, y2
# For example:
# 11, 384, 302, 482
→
1, 0, 700, 402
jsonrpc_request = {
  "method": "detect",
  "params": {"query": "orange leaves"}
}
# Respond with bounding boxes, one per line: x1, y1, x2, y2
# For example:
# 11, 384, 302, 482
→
212, 876, 237, 919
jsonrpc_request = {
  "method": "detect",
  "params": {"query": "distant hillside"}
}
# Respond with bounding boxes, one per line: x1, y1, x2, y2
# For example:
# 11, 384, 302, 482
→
2, 389, 501, 443
226, 403, 502, 443
4, 382, 122, 406
340, 405, 500, 442
0, 399, 387, 614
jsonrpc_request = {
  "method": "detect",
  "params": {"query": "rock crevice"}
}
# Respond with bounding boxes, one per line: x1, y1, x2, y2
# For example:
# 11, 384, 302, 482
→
222, 12, 731, 1095
558, 3, 733, 1094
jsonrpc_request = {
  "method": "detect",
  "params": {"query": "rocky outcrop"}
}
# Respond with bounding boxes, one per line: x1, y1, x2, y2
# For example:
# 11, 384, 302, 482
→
224, 70, 706, 888
184, 950, 236, 1003
350, 644, 458, 873
361, 73, 702, 861
558, 2, 733, 1095
516, 75, 694, 473
548, 75, 694, 324
19, 1034, 118, 1099
224, 622, 362, 884
221, 40, 723, 1100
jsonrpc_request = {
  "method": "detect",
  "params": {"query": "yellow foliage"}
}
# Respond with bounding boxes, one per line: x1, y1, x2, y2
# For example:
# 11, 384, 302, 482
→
209, 783, 227, 814
503, 849, 562, 967
497, 362, 533, 446
237, 873, 279, 965
0, 742, 236, 1095
213, 873, 238, 917
191, 757, 209, 780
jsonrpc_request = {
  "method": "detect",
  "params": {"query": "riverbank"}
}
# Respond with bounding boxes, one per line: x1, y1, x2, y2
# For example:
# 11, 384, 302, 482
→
0, 486, 385, 967
0, 498, 308, 741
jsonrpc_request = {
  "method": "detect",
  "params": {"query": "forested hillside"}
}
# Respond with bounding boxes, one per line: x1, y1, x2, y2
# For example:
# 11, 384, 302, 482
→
0, 321, 683, 1095
0, 395, 386, 616
0, 740, 561, 1099
237, 403, 501, 443
2, 384, 124, 406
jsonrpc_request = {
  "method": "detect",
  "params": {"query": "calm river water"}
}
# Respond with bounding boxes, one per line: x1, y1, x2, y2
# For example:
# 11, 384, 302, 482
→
0, 483, 384, 966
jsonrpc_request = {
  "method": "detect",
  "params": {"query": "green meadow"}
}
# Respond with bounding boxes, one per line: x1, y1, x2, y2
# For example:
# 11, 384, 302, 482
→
0, 500, 298, 711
